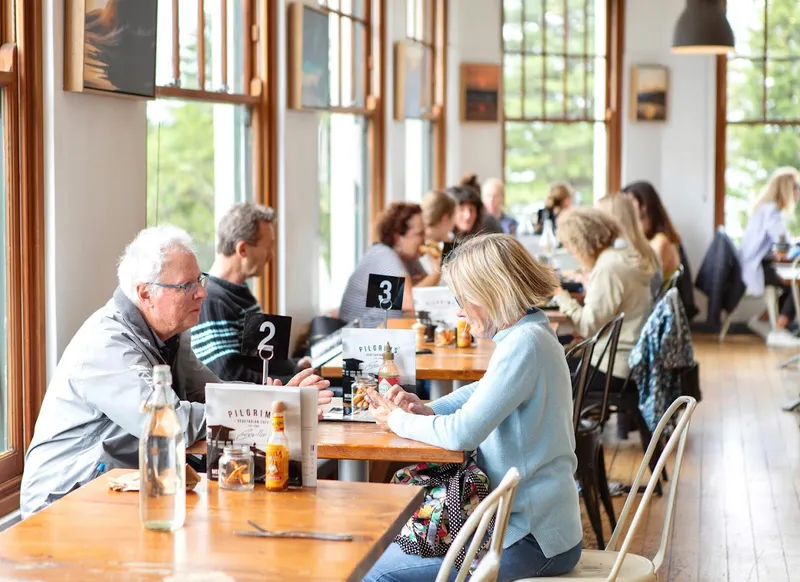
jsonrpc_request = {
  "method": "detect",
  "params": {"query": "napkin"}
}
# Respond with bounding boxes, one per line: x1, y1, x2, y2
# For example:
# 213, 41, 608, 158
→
108, 465, 201, 492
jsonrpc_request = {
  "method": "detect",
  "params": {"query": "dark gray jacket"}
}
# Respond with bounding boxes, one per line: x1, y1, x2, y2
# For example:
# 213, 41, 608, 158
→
20, 289, 215, 517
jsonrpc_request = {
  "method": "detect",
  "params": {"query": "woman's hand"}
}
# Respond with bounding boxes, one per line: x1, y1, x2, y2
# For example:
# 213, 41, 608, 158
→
267, 369, 334, 420
386, 385, 434, 416
365, 389, 400, 430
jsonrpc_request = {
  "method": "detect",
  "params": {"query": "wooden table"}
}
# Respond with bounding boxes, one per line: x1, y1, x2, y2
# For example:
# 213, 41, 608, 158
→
0, 469, 423, 581
188, 421, 466, 482
324, 311, 567, 399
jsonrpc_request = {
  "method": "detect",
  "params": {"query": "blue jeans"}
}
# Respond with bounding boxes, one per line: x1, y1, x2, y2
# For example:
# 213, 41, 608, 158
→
363, 535, 581, 581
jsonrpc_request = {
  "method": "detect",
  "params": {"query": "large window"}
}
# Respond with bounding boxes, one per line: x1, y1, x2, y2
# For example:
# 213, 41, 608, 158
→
147, 1, 267, 295
502, 0, 621, 230
716, 0, 800, 239
403, 0, 446, 200
316, 0, 382, 313
1, 1, 46, 513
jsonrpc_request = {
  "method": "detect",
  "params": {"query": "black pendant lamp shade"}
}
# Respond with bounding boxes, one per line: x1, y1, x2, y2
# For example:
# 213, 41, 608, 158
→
672, 0, 735, 55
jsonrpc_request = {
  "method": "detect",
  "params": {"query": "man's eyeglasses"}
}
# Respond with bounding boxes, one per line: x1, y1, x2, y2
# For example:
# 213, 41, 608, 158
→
148, 273, 209, 296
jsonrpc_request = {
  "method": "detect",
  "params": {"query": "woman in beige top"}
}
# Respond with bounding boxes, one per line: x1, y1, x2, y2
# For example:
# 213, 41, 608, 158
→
552, 207, 653, 391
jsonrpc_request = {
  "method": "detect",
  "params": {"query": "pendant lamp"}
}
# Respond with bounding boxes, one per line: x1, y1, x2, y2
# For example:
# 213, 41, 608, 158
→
672, 0, 735, 55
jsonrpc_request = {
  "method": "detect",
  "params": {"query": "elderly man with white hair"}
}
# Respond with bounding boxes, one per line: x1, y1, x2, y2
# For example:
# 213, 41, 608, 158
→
20, 225, 330, 517
482, 177, 518, 235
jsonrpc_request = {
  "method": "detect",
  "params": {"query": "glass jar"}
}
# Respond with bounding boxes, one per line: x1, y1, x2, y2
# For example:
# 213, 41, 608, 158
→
353, 375, 377, 410
218, 445, 254, 491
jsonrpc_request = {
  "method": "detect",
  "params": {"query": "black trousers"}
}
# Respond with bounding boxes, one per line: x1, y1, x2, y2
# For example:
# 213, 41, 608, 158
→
763, 260, 796, 321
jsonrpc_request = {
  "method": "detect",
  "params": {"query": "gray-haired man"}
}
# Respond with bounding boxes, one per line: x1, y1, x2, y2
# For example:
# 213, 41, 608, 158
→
20, 225, 330, 517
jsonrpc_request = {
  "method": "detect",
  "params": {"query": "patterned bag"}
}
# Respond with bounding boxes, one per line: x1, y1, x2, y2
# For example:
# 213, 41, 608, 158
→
391, 454, 492, 570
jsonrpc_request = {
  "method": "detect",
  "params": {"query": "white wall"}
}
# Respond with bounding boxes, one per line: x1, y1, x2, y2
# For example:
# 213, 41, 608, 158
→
43, 0, 147, 377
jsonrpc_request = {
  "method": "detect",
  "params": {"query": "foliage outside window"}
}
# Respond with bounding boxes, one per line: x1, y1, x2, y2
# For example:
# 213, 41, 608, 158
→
502, 0, 614, 231
719, 0, 800, 239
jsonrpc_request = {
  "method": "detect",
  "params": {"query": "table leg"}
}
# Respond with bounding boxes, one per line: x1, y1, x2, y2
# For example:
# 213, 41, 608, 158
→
429, 380, 453, 400
339, 459, 369, 482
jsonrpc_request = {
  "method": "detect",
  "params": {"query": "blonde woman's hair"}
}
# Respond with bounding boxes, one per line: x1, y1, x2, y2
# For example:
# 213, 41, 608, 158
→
753, 167, 799, 213
596, 194, 658, 276
556, 207, 621, 264
421, 190, 457, 227
442, 234, 557, 330
546, 182, 574, 210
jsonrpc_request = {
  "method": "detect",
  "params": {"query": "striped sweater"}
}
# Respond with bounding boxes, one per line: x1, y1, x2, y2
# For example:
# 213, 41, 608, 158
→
191, 276, 298, 384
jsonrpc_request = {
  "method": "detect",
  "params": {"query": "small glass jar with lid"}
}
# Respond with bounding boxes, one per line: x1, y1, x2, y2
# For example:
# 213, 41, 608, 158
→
218, 445, 254, 491
353, 375, 377, 410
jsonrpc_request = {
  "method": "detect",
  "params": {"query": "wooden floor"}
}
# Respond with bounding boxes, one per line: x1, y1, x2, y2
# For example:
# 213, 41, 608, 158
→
602, 334, 800, 581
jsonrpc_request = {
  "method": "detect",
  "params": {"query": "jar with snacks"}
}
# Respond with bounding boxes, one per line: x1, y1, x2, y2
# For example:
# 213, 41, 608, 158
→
456, 319, 472, 348
353, 375, 377, 411
218, 445, 254, 491
412, 319, 427, 350
435, 323, 455, 347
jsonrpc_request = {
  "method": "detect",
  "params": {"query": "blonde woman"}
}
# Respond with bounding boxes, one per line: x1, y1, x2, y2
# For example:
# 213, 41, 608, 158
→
553, 208, 652, 392
740, 167, 800, 331
597, 193, 663, 297
534, 182, 574, 234
363, 234, 582, 580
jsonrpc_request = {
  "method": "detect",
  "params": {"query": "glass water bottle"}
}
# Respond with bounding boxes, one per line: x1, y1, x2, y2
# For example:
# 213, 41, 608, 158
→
139, 364, 186, 531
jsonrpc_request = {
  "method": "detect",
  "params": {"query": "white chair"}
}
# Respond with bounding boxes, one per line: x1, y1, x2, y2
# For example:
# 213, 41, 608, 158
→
435, 467, 521, 582
719, 284, 780, 342
519, 396, 698, 582
777, 256, 800, 371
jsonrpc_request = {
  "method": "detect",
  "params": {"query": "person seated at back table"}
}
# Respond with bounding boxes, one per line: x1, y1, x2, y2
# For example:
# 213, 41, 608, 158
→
363, 234, 582, 580
482, 177, 519, 235
534, 182, 574, 235
191, 202, 311, 384
20, 226, 331, 518
339, 202, 441, 328
420, 189, 456, 277
739, 167, 799, 344
553, 208, 653, 393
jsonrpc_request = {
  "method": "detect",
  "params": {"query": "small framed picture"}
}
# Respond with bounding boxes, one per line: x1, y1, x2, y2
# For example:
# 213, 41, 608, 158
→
287, 2, 331, 110
460, 63, 501, 123
631, 65, 669, 122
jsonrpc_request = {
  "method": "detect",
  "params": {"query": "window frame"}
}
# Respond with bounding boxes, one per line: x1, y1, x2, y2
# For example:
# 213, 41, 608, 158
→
0, 0, 46, 514
315, 0, 386, 236
150, 0, 278, 312
712, 0, 799, 230
500, 0, 624, 198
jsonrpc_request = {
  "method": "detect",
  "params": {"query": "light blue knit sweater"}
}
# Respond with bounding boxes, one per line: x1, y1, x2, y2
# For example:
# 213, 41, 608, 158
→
388, 310, 582, 557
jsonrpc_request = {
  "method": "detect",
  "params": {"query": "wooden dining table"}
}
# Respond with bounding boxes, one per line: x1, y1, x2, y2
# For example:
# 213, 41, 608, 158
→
0, 469, 424, 581
322, 311, 567, 399
188, 419, 466, 482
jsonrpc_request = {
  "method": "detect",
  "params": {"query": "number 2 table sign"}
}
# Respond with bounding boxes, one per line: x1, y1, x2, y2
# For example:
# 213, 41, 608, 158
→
242, 313, 293, 384
366, 274, 405, 329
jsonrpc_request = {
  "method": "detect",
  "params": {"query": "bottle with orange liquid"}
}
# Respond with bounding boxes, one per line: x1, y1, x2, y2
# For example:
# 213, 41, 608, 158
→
265, 400, 289, 491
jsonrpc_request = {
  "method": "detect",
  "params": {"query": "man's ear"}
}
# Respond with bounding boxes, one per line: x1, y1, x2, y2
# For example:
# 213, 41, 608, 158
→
234, 240, 248, 258
136, 283, 152, 307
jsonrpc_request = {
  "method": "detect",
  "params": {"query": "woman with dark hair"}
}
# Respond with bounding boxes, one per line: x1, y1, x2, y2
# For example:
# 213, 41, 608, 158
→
338, 202, 440, 328
448, 173, 503, 240
622, 181, 682, 280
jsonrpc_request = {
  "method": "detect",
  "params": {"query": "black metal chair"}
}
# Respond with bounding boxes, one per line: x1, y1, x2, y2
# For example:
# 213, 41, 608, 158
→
653, 264, 684, 304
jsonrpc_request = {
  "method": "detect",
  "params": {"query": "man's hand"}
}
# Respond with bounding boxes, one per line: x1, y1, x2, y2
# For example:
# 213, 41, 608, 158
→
266, 369, 333, 420
296, 356, 313, 370
385, 385, 434, 416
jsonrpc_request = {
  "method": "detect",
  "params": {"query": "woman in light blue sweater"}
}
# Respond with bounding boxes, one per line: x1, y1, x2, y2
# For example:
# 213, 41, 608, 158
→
363, 234, 582, 581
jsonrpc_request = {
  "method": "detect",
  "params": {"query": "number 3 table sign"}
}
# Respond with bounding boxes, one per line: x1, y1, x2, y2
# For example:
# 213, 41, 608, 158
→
242, 313, 293, 384
366, 274, 405, 328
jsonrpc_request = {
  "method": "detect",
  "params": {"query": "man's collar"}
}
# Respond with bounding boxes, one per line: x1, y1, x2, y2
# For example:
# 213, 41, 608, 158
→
113, 287, 170, 351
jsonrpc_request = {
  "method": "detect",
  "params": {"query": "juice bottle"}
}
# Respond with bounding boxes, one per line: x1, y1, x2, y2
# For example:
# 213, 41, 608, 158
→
265, 400, 289, 491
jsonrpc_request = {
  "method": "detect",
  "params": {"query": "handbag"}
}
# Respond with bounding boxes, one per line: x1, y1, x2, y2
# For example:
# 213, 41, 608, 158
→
390, 453, 491, 570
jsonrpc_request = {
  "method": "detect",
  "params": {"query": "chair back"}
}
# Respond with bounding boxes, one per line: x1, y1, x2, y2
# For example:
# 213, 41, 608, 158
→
792, 257, 800, 325
565, 336, 599, 434
654, 264, 684, 304
604, 396, 698, 581
584, 313, 625, 427
435, 467, 522, 582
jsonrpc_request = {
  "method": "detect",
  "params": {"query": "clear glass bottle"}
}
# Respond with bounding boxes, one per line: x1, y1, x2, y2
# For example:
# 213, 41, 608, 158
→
218, 445, 254, 491
538, 218, 557, 265
265, 400, 289, 492
377, 342, 400, 395
139, 364, 186, 531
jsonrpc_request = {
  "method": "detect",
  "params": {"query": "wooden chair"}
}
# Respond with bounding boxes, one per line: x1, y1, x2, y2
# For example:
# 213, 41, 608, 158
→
519, 395, 698, 581
434, 467, 521, 582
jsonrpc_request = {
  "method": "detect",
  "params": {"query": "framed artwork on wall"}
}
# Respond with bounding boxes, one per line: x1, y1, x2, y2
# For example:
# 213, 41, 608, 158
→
631, 65, 669, 122
64, 0, 158, 98
287, 2, 331, 110
460, 63, 501, 123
